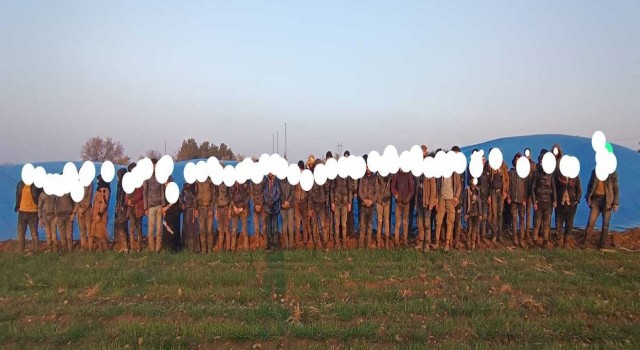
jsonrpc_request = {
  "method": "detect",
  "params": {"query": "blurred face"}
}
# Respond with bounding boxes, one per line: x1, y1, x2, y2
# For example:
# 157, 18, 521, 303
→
268, 173, 274, 180
366, 166, 371, 175
422, 148, 428, 158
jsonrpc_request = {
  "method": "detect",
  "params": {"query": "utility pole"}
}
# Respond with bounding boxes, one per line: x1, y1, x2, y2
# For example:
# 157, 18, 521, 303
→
277, 131, 279, 155
164, 141, 166, 155
337, 142, 343, 158
284, 123, 287, 160
272, 133, 275, 154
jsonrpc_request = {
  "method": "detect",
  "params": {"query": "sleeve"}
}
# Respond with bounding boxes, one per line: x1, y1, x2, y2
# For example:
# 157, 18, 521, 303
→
391, 175, 398, 196
575, 175, 582, 204
38, 194, 44, 219
612, 172, 620, 206
15, 183, 20, 212
143, 181, 149, 211
502, 163, 510, 194
530, 173, 537, 204
551, 176, 557, 205
585, 170, 595, 202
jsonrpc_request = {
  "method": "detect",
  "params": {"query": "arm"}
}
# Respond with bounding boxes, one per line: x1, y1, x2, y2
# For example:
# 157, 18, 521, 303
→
612, 172, 620, 207
38, 194, 44, 220
575, 175, 582, 204
143, 181, 149, 211
585, 170, 595, 203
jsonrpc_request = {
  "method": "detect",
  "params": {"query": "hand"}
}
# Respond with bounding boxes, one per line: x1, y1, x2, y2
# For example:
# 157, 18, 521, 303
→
284, 201, 289, 209
331, 203, 335, 212
208, 209, 214, 217
507, 198, 511, 205
453, 197, 458, 204
145, 209, 149, 216
553, 202, 557, 209
487, 197, 492, 204
479, 215, 483, 220
39, 221, 44, 228
613, 204, 619, 212
464, 215, 469, 220
348, 204, 352, 213
94, 215, 101, 223
70, 214, 74, 220
502, 192, 507, 200
533, 203, 538, 211
308, 209, 313, 218
162, 207, 168, 215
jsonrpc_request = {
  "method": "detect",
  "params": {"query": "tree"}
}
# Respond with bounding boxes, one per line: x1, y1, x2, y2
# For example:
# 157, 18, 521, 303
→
81, 136, 130, 165
175, 139, 238, 161
144, 150, 163, 160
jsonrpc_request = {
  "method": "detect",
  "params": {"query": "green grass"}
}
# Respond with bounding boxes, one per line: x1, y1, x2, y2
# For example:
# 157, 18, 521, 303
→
1, 249, 639, 348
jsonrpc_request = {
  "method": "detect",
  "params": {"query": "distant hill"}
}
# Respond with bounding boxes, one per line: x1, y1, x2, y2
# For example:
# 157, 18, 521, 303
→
0, 134, 637, 241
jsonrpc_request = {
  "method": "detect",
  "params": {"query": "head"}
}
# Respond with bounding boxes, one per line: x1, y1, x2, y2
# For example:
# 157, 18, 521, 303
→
512, 152, 522, 168
524, 148, 532, 160
297, 160, 305, 171
343, 150, 351, 157
268, 173, 275, 180
307, 155, 316, 171
151, 158, 158, 172
363, 154, 371, 175
325, 151, 333, 159
552, 143, 563, 160
451, 145, 461, 153
421, 145, 428, 158
117, 168, 126, 181
127, 162, 136, 172
538, 149, 548, 165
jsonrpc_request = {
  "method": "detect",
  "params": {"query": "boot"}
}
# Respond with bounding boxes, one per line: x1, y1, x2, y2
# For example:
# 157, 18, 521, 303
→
444, 240, 451, 252
207, 233, 214, 253
242, 233, 249, 250
230, 234, 237, 251
385, 236, 391, 250
148, 234, 156, 253
366, 232, 372, 249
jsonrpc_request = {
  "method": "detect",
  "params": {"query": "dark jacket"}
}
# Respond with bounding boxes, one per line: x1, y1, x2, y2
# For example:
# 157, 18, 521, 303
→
195, 180, 216, 207
280, 181, 294, 209
55, 194, 74, 216
489, 162, 510, 193
358, 173, 379, 206
556, 174, 582, 206
531, 168, 557, 206
508, 168, 527, 204
216, 185, 231, 208
391, 171, 415, 204
464, 186, 481, 217
38, 192, 55, 219
251, 180, 265, 206
15, 181, 40, 212
307, 182, 326, 207
422, 176, 437, 209
377, 175, 392, 204
331, 177, 352, 207
143, 176, 163, 210
436, 174, 462, 201
231, 183, 250, 208
586, 170, 619, 209
264, 178, 281, 215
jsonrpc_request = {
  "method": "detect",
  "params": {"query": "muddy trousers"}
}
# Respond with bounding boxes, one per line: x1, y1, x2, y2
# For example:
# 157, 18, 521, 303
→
478, 196, 489, 241
253, 209, 266, 242
217, 206, 230, 250
281, 208, 294, 248
585, 197, 612, 249
376, 202, 390, 246
42, 217, 57, 252
394, 202, 410, 245
76, 211, 92, 251
294, 201, 308, 244
415, 206, 432, 249
532, 204, 553, 244
467, 216, 479, 249
229, 209, 249, 250
115, 221, 129, 252
266, 214, 279, 249
198, 206, 214, 253
490, 189, 504, 242
57, 215, 73, 251
17, 211, 38, 253
555, 204, 577, 242
333, 206, 348, 248
310, 204, 327, 248
128, 214, 143, 251
147, 205, 163, 252
453, 204, 463, 246
510, 202, 525, 246
92, 216, 109, 252
435, 198, 455, 249
359, 206, 374, 248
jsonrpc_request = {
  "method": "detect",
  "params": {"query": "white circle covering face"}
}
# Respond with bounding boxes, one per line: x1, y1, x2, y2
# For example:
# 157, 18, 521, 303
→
223, 165, 236, 187
516, 156, 530, 179
378, 159, 390, 177
423, 157, 435, 178
524, 149, 531, 158
235, 162, 249, 185
70, 181, 85, 203
351, 156, 367, 180
276, 158, 289, 180
559, 155, 571, 177
195, 161, 209, 183
325, 158, 338, 180
206, 156, 220, 173
468, 152, 483, 179
472, 178, 478, 185
251, 166, 264, 184
269, 154, 282, 175
33, 166, 47, 188
337, 156, 350, 179
155, 156, 173, 184
432, 151, 446, 178
165, 182, 179, 204
183, 162, 197, 184
300, 169, 314, 191
569, 156, 581, 179
101, 161, 115, 182
314, 163, 328, 185
21, 163, 35, 186
287, 164, 301, 185
595, 163, 609, 181
366, 151, 381, 173
541, 152, 556, 174
591, 130, 606, 152
258, 153, 271, 176
130, 167, 144, 189
122, 172, 135, 194
62, 162, 78, 181
441, 152, 455, 178
454, 152, 467, 175
138, 158, 154, 181
399, 151, 412, 173
79, 161, 96, 187
488, 149, 503, 171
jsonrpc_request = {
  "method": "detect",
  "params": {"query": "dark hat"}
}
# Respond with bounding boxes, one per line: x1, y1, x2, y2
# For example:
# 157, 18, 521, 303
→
512, 152, 522, 167
344, 150, 351, 157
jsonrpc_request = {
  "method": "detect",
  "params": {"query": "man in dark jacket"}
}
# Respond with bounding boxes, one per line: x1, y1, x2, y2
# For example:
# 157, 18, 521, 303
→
143, 159, 164, 252
584, 169, 619, 249
15, 180, 41, 253
488, 150, 510, 243
308, 157, 327, 249
358, 159, 379, 249
531, 151, 557, 248
435, 171, 462, 251
280, 177, 295, 249
507, 153, 527, 248
195, 179, 216, 253
264, 173, 281, 250
126, 163, 144, 252
392, 170, 415, 247
555, 168, 582, 248
230, 182, 250, 250
331, 174, 352, 249
294, 160, 308, 247
377, 174, 393, 249
251, 178, 266, 248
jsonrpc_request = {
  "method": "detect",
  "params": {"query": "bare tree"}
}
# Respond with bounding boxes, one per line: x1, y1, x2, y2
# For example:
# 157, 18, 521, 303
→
144, 149, 162, 160
81, 136, 130, 165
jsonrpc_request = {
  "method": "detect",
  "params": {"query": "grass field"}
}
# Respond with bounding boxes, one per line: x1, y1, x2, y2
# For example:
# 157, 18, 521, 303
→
1, 248, 639, 349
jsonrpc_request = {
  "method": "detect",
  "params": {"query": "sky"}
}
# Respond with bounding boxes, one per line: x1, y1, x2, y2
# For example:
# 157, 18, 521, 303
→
0, 0, 639, 164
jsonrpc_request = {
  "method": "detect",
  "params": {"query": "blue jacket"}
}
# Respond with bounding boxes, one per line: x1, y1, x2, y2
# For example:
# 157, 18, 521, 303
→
263, 177, 281, 215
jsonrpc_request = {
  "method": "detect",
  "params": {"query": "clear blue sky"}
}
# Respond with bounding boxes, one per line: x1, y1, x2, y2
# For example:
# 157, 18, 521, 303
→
1, 0, 638, 164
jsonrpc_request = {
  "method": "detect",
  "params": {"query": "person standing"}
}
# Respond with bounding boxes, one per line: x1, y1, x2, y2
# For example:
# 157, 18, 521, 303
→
230, 182, 250, 250
280, 175, 295, 249
376, 174, 392, 249
584, 169, 619, 250
181, 182, 199, 252
251, 177, 267, 249
215, 184, 231, 251
331, 174, 352, 249
434, 170, 461, 251
463, 178, 482, 250
488, 149, 509, 243
294, 161, 309, 248
38, 191, 57, 252
143, 159, 164, 252
507, 153, 527, 248
415, 170, 437, 251
56, 193, 75, 252
91, 175, 111, 252
476, 150, 491, 245
264, 173, 281, 250
531, 150, 557, 249
195, 179, 215, 253
555, 167, 582, 248
451, 146, 466, 248
115, 168, 129, 253
15, 179, 41, 253
126, 163, 144, 252
161, 176, 181, 252
307, 157, 327, 249
391, 170, 415, 248
358, 161, 379, 249
75, 180, 93, 251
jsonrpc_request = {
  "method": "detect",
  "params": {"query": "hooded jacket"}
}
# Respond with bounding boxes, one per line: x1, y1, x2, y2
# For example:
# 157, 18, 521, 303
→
358, 172, 379, 206
391, 171, 415, 204
231, 183, 250, 208
331, 177, 353, 207
216, 184, 231, 208
280, 181, 294, 208
586, 170, 619, 210
195, 180, 216, 207
556, 174, 582, 206
508, 168, 527, 204
377, 175, 392, 204
251, 180, 265, 206
531, 167, 557, 206
264, 177, 281, 215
